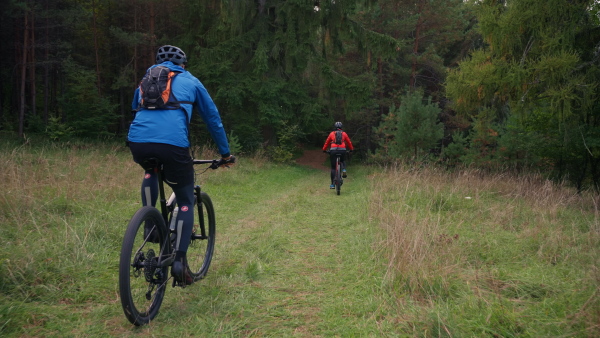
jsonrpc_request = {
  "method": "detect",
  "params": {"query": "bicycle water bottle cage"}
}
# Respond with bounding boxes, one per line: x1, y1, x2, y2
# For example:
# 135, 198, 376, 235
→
141, 158, 161, 171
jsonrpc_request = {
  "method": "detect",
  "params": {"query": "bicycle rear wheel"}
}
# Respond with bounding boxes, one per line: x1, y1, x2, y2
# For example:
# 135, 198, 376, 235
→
335, 158, 342, 195
188, 190, 216, 282
119, 206, 170, 326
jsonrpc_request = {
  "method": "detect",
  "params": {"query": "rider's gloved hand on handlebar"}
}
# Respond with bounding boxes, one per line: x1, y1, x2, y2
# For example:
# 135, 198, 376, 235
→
218, 155, 236, 168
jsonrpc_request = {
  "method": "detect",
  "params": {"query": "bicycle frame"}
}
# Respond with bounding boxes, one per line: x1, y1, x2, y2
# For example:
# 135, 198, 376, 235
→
331, 152, 343, 195
145, 159, 217, 268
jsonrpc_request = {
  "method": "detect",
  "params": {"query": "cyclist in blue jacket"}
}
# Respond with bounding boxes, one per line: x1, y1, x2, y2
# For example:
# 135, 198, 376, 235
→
128, 45, 233, 285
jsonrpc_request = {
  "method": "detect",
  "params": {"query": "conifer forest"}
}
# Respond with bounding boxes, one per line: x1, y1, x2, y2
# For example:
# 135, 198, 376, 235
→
2, 0, 599, 189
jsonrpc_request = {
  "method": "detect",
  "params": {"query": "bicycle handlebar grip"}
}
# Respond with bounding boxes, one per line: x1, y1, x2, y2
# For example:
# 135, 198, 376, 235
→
211, 155, 236, 169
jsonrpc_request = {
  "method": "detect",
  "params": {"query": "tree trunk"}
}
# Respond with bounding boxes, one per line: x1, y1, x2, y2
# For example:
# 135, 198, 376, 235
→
410, 0, 424, 89
589, 155, 600, 193
19, 11, 29, 138
378, 57, 383, 116
0, 73, 3, 128
92, 0, 101, 96
119, 88, 126, 134
134, 0, 138, 79
149, 1, 156, 65
44, 0, 50, 124
30, 7, 36, 118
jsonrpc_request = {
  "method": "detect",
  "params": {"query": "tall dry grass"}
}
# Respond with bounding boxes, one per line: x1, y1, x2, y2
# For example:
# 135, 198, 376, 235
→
369, 164, 599, 334
369, 165, 470, 300
0, 141, 142, 301
1, 143, 138, 229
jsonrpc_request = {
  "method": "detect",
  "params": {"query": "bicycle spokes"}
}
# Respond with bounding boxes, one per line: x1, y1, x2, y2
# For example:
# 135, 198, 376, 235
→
119, 207, 170, 325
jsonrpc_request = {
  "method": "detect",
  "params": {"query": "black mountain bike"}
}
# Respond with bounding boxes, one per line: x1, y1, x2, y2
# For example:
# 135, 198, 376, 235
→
327, 151, 344, 195
119, 157, 234, 326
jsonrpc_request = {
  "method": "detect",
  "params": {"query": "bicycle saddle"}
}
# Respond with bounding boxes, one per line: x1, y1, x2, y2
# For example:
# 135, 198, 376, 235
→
141, 157, 161, 170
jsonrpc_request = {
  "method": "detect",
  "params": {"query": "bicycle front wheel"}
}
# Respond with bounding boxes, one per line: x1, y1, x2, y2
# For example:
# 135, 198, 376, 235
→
119, 206, 170, 326
188, 190, 216, 282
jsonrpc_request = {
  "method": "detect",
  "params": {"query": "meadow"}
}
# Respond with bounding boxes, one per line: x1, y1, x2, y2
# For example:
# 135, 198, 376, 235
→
0, 138, 598, 336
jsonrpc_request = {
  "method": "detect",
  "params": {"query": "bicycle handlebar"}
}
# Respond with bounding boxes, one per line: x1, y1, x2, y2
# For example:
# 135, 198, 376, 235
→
324, 150, 353, 155
193, 155, 236, 170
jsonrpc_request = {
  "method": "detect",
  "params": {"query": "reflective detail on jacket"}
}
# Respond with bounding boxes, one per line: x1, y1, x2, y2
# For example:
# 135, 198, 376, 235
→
322, 130, 354, 151
128, 61, 230, 156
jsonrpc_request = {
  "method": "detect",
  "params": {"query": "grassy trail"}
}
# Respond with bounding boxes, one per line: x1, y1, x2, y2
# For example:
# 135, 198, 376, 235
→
126, 161, 389, 335
225, 166, 378, 334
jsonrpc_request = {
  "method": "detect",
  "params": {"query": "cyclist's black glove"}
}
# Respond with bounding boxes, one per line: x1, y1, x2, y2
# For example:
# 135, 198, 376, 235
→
218, 155, 236, 168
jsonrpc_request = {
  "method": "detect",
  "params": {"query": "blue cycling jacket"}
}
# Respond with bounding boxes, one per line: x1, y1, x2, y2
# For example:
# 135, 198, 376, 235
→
127, 61, 230, 156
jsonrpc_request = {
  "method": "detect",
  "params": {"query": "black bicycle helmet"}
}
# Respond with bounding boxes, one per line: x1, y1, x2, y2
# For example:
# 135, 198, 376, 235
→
156, 45, 187, 65
334, 121, 343, 129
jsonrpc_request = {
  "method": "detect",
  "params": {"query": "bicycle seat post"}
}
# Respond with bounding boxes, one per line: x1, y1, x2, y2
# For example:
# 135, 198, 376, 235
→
157, 169, 170, 221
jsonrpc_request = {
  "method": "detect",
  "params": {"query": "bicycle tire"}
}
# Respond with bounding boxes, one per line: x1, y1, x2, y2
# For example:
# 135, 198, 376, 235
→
119, 206, 170, 326
188, 190, 216, 281
335, 158, 342, 195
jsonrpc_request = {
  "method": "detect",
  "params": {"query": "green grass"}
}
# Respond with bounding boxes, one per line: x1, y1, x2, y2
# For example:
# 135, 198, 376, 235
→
0, 139, 598, 336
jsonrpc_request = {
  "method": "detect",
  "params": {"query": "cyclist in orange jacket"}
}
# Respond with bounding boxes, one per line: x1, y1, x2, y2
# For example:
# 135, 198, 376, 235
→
322, 122, 354, 189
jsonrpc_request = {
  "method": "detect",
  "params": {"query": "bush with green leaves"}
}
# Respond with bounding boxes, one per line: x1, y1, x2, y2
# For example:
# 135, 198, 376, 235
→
267, 122, 304, 163
372, 90, 444, 163
441, 131, 469, 168
227, 131, 242, 155
45, 116, 75, 141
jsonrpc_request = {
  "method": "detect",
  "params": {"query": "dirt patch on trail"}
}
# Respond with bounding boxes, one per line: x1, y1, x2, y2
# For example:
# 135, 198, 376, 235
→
296, 149, 328, 171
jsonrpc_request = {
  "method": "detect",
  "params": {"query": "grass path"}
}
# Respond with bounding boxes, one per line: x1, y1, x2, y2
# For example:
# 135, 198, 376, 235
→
117, 161, 393, 335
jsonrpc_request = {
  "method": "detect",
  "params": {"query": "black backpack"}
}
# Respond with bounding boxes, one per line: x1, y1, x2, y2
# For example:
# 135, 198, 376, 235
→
137, 66, 192, 111
335, 130, 343, 144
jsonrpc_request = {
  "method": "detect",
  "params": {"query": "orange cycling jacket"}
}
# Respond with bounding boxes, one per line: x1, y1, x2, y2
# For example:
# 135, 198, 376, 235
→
323, 130, 354, 151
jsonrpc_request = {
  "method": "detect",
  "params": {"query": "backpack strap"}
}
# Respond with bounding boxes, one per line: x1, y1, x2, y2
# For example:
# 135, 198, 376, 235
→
164, 71, 194, 107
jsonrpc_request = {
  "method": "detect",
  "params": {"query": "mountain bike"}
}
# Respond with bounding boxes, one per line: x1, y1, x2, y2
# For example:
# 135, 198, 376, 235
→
334, 152, 343, 195
119, 156, 234, 326
326, 150, 344, 195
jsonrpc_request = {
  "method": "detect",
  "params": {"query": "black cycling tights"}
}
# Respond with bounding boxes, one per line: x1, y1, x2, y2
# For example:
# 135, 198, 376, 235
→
141, 170, 195, 253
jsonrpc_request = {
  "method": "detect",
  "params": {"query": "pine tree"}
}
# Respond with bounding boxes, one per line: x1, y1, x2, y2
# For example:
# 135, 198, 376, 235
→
349, 0, 475, 152
446, 0, 600, 188
373, 89, 443, 162
172, 0, 399, 150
